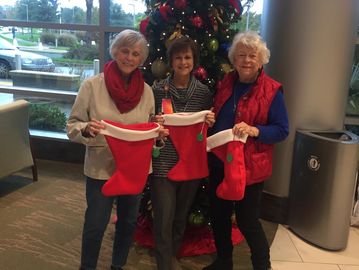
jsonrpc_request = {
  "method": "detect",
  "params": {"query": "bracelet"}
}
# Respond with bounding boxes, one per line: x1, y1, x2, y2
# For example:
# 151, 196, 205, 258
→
155, 138, 165, 148
152, 138, 165, 158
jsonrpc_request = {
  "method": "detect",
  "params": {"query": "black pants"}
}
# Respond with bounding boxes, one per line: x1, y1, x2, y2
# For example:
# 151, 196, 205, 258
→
150, 177, 200, 270
209, 167, 271, 270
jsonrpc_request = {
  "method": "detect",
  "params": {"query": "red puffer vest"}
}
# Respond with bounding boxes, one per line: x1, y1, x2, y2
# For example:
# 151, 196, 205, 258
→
213, 70, 282, 185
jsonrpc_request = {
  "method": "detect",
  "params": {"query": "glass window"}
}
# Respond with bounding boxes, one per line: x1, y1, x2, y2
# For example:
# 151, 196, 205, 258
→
0, 0, 106, 137
0, 0, 100, 25
0, 28, 99, 85
344, 26, 359, 135
346, 33, 359, 117
345, 124, 359, 136
0, 26, 100, 134
0, 92, 72, 136
109, 0, 146, 28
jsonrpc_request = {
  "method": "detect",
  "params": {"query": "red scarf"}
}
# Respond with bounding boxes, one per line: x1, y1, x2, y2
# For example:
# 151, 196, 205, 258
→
104, 60, 144, 113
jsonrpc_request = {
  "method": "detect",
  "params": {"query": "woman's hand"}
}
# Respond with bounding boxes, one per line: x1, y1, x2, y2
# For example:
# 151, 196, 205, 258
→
151, 113, 165, 126
150, 113, 169, 140
83, 119, 105, 138
233, 121, 259, 138
157, 126, 169, 140
205, 110, 216, 127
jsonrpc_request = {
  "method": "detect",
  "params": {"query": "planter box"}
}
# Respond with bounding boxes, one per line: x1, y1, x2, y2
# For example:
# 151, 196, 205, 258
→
10, 70, 80, 91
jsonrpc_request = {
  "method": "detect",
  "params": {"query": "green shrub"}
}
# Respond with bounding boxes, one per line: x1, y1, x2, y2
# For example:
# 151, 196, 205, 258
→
29, 104, 67, 131
41, 32, 57, 45
58, 33, 77, 47
75, 31, 87, 42
65, 44, 99, 60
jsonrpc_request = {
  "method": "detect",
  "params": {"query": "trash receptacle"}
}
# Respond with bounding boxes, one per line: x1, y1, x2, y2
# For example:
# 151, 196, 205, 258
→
289, 130, 359, 250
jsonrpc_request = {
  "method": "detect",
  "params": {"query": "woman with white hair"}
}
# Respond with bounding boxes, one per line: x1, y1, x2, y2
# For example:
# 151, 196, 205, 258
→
203, 31, 289, 270
67, 29, 154, 270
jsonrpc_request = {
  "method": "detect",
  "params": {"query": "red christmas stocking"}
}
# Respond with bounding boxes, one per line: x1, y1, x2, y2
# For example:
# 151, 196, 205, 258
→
207, 129, 248, 200
163, 110, 211, 181
100, 120, 160, 196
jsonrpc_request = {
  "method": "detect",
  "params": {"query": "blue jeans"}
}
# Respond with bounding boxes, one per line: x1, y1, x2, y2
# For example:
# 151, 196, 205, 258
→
80, 177, 142, 270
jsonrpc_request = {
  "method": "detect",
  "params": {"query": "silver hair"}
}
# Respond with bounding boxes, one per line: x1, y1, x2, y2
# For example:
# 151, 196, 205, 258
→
228, 31, 270, 66
109, 29, 149, 65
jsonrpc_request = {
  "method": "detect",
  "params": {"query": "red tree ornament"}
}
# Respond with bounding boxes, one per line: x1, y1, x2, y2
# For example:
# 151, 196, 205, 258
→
139, 17, 150, 36
229, 0, 242, 14
190, 15, 204, 28
174, 0, 187, 10
159, 4, 172, 21
193, 66, 208, 81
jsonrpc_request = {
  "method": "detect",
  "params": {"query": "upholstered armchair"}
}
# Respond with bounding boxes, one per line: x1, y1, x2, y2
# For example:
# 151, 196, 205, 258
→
0, 99, 37, 181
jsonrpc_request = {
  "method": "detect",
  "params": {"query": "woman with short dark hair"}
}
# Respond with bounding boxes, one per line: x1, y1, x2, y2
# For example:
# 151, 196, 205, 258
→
151, 36, 215, 270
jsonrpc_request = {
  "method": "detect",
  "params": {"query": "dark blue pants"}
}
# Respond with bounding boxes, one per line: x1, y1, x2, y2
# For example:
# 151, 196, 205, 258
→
209, 167, 271, 270
80, 177, 142, 270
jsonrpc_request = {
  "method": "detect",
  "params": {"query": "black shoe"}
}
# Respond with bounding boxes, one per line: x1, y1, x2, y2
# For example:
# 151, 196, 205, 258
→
110, 266, 123, 270
202, 258, 233, 270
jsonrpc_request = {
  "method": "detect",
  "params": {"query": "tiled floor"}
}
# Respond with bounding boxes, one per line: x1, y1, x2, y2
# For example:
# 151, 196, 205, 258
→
270, 225, 359, 270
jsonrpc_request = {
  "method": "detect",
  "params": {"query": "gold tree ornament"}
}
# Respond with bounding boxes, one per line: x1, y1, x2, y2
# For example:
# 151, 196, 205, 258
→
207, 38, 219, 52
212, 7, 223, 24
165, 24, 183, 48
151, 58, 169, 79
221, 63, 233, 74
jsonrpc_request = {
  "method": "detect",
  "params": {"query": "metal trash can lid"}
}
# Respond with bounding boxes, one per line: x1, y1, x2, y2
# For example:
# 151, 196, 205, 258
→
297, 130, 359, 144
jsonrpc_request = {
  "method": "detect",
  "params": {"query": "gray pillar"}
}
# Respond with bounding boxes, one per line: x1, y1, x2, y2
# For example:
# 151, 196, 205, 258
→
261, 0, 359, 197
93, 59, 100, 75
15, 54, 22, 70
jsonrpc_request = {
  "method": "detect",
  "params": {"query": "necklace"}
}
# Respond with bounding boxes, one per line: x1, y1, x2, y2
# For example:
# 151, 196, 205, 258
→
165, 77, 191, 113
163, 78, 204, 142
171, 90, 191, 113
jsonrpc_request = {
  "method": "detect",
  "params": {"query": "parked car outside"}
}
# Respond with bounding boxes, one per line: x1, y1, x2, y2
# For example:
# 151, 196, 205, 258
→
0, 38, 55, 78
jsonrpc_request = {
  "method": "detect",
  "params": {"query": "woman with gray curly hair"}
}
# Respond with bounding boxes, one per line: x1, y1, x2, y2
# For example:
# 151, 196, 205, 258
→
203, 31, 289, 270
67, 29, 155, 270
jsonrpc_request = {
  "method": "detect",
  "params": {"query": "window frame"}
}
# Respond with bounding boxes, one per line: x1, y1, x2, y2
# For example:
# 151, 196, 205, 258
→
0, 0, 131, 138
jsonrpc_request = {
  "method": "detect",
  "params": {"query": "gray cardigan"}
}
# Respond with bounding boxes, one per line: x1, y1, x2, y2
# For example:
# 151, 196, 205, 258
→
67, 73, 155, 180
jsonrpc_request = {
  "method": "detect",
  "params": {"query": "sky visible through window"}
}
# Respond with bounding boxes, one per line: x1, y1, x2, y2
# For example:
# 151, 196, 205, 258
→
4, 0, 263, 15
243, 0, 263, 15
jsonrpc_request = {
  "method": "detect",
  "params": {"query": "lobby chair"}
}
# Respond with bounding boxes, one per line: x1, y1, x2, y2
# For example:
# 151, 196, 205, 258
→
0, 99, 37, 181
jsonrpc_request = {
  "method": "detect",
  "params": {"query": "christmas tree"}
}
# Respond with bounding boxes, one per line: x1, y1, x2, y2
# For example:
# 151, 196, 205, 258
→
135, 0, 252, 256
139, 0, 252, 90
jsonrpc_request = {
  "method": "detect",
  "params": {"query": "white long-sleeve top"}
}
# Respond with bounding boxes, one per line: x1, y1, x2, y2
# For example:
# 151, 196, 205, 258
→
67, 73, 155, 180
